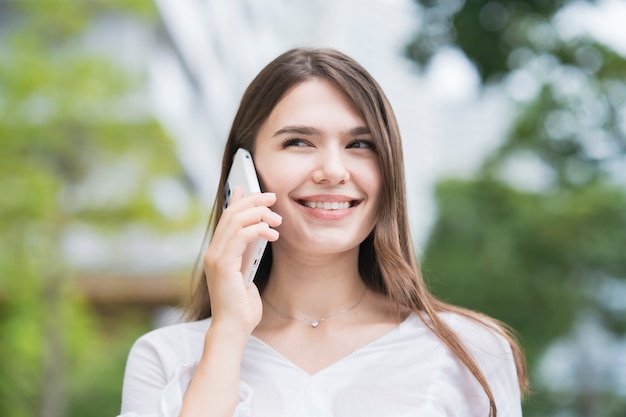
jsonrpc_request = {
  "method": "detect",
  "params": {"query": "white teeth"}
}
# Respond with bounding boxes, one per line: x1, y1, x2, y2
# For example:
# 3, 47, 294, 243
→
303, 201, 351, 210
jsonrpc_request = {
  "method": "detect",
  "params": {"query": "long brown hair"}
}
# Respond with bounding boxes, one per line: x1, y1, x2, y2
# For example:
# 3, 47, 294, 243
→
187, 47, 529, 416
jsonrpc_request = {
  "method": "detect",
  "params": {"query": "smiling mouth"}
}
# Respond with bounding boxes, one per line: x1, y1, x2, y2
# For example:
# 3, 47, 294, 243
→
298, 200, 360, 210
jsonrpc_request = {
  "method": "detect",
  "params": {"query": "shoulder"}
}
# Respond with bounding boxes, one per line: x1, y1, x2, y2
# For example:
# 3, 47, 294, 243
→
127, 318, 211, 369
133, 318, 211, 347
120, 319, 212, 414
439, 311, 522, 413
402, 311, 514, 367
407, 310, 519, 384
399, 311, 522, 414
439, 311, 513, 359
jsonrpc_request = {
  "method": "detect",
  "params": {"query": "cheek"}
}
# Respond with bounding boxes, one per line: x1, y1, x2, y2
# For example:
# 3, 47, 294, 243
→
254, 155, 278, 191
363, 162, 383, 195
256, 159, 301, 194
363, 164, 383, 216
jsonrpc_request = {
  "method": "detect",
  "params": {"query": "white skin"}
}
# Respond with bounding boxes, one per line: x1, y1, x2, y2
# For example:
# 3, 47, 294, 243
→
179, 78, 398, 417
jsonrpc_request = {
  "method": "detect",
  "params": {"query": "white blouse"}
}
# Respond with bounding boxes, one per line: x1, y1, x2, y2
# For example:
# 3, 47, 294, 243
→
118, 312, 522, 417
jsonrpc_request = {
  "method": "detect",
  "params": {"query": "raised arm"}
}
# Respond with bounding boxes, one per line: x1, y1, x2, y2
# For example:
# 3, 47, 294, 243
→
178, 189, 281, 417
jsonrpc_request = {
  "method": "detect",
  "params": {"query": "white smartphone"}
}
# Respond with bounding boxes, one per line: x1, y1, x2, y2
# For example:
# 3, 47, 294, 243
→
223, 148, 268, 286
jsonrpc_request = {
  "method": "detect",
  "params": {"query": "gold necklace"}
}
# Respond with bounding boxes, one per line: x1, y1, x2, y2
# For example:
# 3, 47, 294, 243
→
262, 286, 367, 328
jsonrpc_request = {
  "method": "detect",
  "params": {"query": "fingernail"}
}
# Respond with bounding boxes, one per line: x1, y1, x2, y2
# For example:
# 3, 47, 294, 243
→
268, 228, 279, 239
263, 192, 276, 198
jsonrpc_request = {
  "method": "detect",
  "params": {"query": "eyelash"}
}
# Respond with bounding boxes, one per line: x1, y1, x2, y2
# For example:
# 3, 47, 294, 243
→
281, 138, 376, 150
348, 139, 375, 150
281, 138, 309, 148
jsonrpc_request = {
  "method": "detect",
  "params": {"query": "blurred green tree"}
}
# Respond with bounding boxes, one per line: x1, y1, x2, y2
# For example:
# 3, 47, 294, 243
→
407, 1, 626, 416
0, 1, 202, 417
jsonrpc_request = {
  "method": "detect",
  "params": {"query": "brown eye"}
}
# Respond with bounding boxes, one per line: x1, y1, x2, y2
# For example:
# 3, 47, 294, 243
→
281, 138, 309, 148
348, 140, 375, 150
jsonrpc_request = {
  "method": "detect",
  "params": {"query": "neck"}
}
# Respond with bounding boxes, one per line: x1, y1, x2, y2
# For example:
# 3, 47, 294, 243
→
262, 248, 365, 318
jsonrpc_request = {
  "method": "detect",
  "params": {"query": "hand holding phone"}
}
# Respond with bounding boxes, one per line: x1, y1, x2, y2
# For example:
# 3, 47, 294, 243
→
223, 148, 269, 286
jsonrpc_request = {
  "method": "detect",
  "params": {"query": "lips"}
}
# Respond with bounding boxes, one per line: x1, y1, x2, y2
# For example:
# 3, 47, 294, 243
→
301, 201, 351, 210
297, 198, 361, 210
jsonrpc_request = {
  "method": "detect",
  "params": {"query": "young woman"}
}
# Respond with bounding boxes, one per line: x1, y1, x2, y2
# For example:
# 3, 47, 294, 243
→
118, 47, 528, 417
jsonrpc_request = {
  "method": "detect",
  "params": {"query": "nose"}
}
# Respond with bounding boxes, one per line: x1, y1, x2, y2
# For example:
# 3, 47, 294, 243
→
312, 148, 350, 184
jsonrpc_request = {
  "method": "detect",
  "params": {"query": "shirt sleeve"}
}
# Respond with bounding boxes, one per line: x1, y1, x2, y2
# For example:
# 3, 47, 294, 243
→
117, 329, 253, 417
444, 314, 523, 417
486, 343, 523, 416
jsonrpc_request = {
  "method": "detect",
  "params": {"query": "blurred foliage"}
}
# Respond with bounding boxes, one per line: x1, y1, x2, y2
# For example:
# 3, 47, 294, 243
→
0, 1, 200, 417
408, 0, 588, 81
407, 0, 626, 416
406, 0, 626, 417
424, 179, 626, 363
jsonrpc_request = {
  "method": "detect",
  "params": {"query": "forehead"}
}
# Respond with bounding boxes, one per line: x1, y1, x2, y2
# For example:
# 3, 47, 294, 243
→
263, 78, 366, 129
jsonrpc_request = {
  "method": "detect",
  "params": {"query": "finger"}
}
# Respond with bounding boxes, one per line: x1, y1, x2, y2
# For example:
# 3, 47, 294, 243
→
214, 195, 278, 236
207, 208, 280, 263
230, 206, 282, 228
214, 221, 278, 263
216, 206, 281, 245
237, 221, 279, 243
225, 190, 277, 212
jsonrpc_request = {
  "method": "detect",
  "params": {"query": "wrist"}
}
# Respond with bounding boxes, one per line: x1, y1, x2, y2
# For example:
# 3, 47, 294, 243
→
205, 319, 251, 350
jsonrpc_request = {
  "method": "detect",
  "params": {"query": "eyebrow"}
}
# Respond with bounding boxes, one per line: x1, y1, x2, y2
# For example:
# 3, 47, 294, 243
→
272, 125, 371, 137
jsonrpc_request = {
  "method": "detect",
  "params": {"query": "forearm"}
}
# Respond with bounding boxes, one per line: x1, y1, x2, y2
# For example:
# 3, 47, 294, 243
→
178, 323, 248, 417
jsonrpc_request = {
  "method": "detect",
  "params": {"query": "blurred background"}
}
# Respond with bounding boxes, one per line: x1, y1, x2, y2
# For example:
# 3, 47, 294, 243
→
0, 0, 625, 416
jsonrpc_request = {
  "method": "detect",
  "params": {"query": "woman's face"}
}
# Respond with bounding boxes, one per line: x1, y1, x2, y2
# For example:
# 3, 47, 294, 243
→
253, 78, 381, 257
